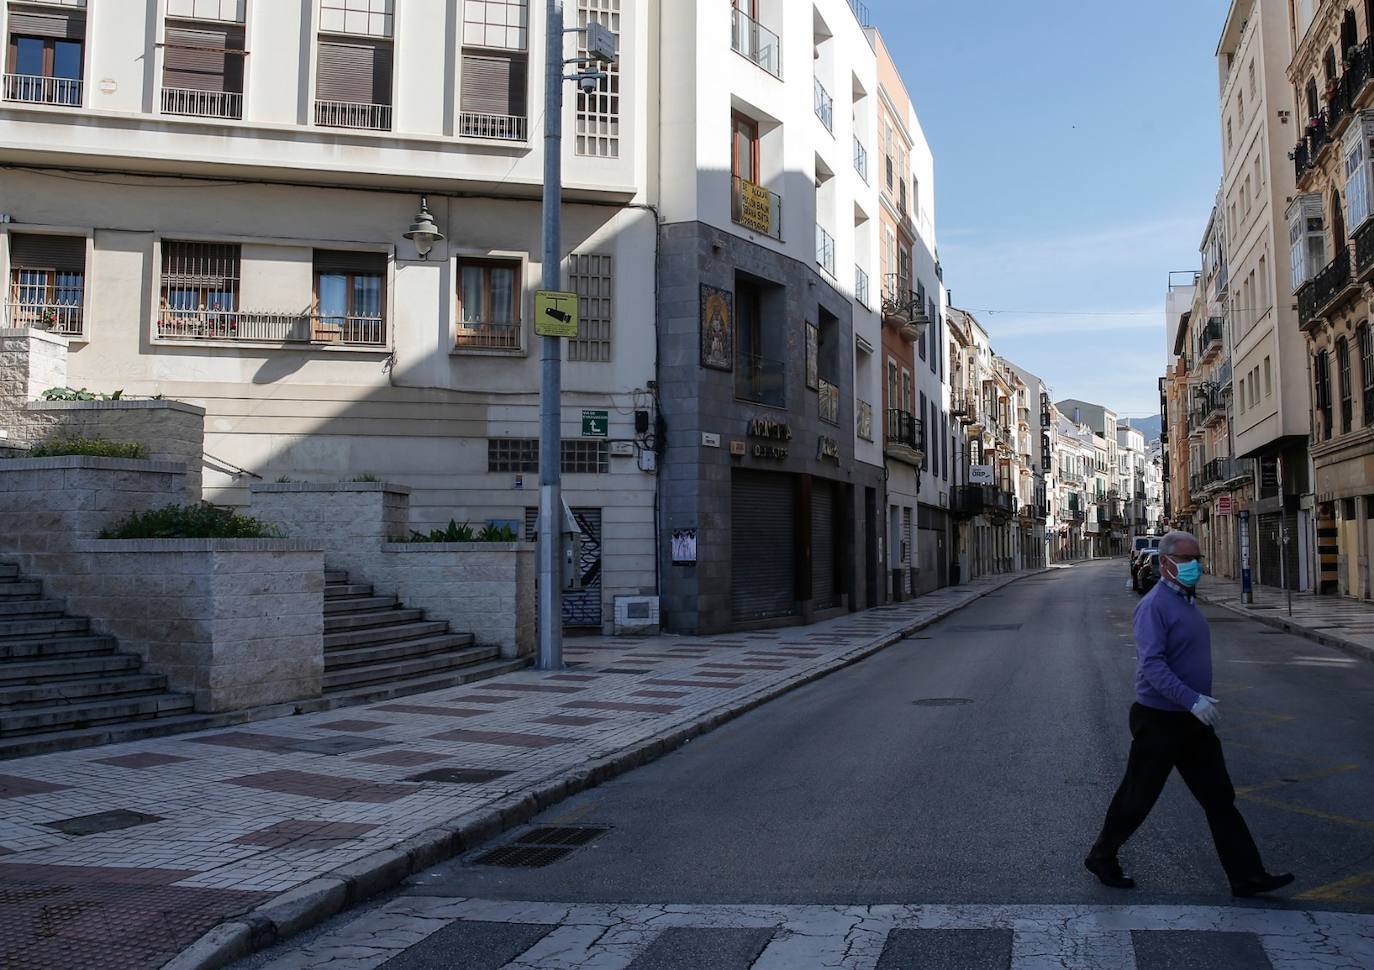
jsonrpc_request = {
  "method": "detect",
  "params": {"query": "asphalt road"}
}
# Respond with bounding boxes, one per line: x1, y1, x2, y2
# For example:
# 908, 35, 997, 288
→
401, 559, 1374, 911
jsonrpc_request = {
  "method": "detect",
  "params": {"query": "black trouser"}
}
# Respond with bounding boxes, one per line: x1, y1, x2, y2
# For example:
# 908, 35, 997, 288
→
1091, 703, 1265, 885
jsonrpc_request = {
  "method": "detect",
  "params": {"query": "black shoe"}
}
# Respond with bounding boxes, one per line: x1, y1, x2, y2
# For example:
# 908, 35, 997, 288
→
1231, 872, 1295, 898
1084, 854, 1136, 889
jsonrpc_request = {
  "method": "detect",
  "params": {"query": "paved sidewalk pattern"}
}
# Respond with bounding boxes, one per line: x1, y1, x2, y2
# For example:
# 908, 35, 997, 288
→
0, 569, 1044, 970
251, 897, 1374, 970
1198, 576, 1374, 664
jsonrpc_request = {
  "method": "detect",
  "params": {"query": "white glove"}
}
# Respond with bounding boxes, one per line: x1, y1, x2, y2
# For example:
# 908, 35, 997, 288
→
1190, 694, 1221, 727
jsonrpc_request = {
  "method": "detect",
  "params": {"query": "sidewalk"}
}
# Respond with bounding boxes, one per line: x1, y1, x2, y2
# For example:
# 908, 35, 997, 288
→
1199, 576, 1374, 664
0, 567, 1047, 970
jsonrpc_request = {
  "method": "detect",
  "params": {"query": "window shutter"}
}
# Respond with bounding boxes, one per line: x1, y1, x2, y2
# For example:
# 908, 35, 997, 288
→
9, 233, 85, 272
313, 249, 386, 274
161, 241, 240, 291
7, 10, 84, 39
164, 25, 244, 92
461, 53, 528, 116
316, 40, 392, 104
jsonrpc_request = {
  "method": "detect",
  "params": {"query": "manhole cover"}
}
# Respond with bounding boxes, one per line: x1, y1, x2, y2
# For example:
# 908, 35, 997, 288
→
405, 768, 511, 784
42, 810, 162, 836
913, 697, 974, 707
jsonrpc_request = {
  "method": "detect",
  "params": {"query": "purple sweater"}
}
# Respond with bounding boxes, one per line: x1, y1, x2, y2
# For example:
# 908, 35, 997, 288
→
1132, 580, 1212, 712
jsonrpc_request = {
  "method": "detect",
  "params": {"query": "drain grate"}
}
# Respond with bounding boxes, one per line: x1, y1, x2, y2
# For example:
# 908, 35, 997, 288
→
41, 810, 162, 836
405, 768, 511, 784
913, 697, 974, 707
473, 826, 609, 868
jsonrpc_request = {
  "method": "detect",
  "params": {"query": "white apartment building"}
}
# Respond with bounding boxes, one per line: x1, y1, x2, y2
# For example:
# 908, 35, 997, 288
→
0, 0, 657, 634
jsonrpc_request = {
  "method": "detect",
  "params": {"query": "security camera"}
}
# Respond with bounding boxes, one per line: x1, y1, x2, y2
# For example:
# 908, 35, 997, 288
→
578, 74, 600, 93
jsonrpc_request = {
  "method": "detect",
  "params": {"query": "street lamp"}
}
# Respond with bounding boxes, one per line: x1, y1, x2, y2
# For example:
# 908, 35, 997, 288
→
403, 196, 443, 260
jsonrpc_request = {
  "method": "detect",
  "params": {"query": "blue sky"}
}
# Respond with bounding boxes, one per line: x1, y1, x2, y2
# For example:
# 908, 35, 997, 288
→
871, 0, 1227, 419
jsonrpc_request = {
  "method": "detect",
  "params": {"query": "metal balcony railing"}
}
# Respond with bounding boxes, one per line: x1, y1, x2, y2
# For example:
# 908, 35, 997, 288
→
885, 408, 924, 453
731, 7, 781, 78
4, 301, 83, 337
853, 136, 868, 183
1310, 247, 1354, 321
1197, 316, 1224, 358
731, 176, 783, 240
157, 310, 385, 345
815, 224, 835, 278
3, 74, 81, 106
454, 319, 521, 351
161, 87, 242, 119
952, 484, 1015, 520
855, 266, 870, 308
813, 76, 834, 132
314, 99, 391, 131
736, 352, 785, 407
1356, 219, 1374, 280
880, 274, 928, 339
458, 112, 528, 141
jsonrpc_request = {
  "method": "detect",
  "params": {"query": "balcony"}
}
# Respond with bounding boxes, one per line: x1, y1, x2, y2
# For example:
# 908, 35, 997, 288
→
160, 87, 242, 120
731, 7, 781, 79
1356, 219, 1374, 282
855, 266, 870, 309
3, 74, 81, 107
880, 274, 927, 340
1195, 456, 1248, 494
458, 112, 528, 142
1292, 138, 1312, 182
1305, 248, 1357, 326
1197, 316, 1224, 363
952, 484, 1015, 521
314, 99, 391, 131
454, 319, 521, 352
736, 352, 785, 407
853, 137, 868, 183
156, 310, 385, 346
813, 77, 833, 133
816, 224, 835, 278
731, 176, 783, 240
4, 301, 83, 337
884, 408, 924, 466
818, 378, 840, 425
1202, 388, 1227, 428
1059, 470, 1085, 487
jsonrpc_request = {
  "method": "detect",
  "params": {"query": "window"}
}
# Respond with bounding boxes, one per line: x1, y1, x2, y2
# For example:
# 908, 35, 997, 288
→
460, 51, 529, 140
1345, 120, 1374, 230
575, 0, 619, 157
919, 391, 928, 470
315, 38, 393, 130
488, 438, 609, 474
158, 241, 242, 339
320, 0, 392, 37
566, 253, 612, 363
313, 250, 386, 345
456, 258, 521, 351
1316, 349, 1333, 440
1360, 324, 1374, 427
161, 21, 246, 119
916, 280, 926, 360
1288, 195, 1326, 291
1339, 338, 1354, 433
1258, 255, 1268, 312
1226, 117, 1233, 153
6, 233, 84, 336
1237, 90, 1244, 121
1248, 60, 1256, 95
1264, 355, 1273, 397
5, 6, 85, 106
463, 0, 527, 49
901, 369, 913, 415
731, 111, 759, 183
941, 412, 948, 481
1254, 156, 1262, 191
886, 358, 898, 413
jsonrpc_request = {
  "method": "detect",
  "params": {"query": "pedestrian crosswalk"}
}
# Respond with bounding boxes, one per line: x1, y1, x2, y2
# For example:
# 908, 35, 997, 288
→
253, 898, 1374, 969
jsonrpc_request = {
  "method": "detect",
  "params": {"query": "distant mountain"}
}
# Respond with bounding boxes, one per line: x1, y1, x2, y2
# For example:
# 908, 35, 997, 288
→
1129, 416, 1162, 442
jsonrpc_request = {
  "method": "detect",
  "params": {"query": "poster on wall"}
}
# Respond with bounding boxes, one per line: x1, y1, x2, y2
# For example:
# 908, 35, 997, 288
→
700, 285, 733, 371
805, 322, 819, 390
671, 528, 698, 565
970, 464, 995, 485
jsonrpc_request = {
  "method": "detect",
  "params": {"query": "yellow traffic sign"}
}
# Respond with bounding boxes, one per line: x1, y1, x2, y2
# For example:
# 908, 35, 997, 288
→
535, 290, 579, 338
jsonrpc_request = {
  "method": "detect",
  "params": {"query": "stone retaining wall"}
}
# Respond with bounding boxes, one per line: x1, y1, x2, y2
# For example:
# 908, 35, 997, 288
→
250, 482, 535, 658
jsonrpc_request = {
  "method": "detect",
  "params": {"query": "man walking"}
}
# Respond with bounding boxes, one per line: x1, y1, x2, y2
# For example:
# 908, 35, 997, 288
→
1085, 530, 1294, 897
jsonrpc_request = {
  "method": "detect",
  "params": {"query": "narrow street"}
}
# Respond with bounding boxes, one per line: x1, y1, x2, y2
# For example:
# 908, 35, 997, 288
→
241, 561, 1374, 969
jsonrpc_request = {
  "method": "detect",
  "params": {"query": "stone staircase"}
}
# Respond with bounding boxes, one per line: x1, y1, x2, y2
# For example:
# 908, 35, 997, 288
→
323, 567, 525, 701
0, 561, 195, 747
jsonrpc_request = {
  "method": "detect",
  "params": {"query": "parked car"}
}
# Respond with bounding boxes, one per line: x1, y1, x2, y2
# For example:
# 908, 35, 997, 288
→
1137, 551, 1161, 595
1130, 536, 1161, 592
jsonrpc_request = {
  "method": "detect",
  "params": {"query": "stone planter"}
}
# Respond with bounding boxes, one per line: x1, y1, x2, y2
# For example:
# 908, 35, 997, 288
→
65, 539, 323, 712
250, 482, 535, 658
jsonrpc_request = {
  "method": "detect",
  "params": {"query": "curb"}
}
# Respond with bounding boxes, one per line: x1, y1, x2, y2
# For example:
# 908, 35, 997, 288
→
163, 568, 1049, 970
1199, 594, 1374, 665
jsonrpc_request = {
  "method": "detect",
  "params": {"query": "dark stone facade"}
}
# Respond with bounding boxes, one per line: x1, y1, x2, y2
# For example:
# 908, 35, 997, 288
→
655, 221, 886, 635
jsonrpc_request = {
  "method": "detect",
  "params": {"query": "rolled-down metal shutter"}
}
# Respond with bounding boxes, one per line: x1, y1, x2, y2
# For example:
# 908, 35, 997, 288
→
731, 470, 795, 623
316, 40, 392, 104
9, 233, 84, 271
9, 10, 84, 38
1257, 513, 1282, 588
164, 24, 244, 92
313, 249, 387, 274
811, 478, 836, 608
460, 52, 528, 116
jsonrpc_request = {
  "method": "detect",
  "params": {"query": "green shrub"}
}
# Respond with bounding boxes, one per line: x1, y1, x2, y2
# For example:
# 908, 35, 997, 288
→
101, 504, 282, 540
41, 387, 124, 401
394, 519, 519, 543
351, 473, 379, 482
477, 524, 517, 542
29, 437, 146, 459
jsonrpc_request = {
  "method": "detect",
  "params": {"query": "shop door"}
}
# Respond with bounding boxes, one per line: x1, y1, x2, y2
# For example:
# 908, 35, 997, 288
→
524, 506, 602, 628
731, 470, 796, 622
811, 478, 837, 608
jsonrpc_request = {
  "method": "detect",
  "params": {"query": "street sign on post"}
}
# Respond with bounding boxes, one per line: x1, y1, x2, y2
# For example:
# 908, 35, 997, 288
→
535, 290, 579, 338
1239, 509, 1253, 604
